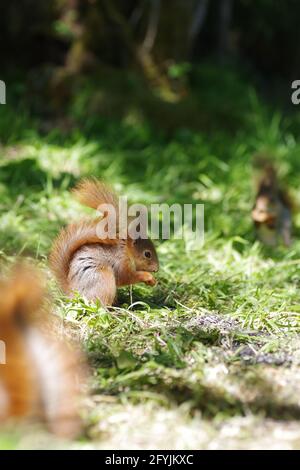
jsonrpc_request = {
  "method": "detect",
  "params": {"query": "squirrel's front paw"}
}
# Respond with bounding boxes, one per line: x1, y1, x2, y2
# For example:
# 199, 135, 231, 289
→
140, 272, 156, 286
146, 275, 156, 287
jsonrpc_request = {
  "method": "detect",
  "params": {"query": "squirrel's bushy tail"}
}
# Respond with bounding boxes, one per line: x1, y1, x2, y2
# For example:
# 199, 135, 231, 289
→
252, 155, 278, 194
72, 177, 119, 212
0, 263, 44, 421
73, 178, 122, 230
252, 154, 292, 208
0, 263, 85, 438
259, 164, 277, 194
49, 219, 117, 293
0, 263, 45, 326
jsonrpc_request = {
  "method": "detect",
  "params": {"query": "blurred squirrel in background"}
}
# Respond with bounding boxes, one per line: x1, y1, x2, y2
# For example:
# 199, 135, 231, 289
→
252, 157, 292, 246
0, 263, 84, 438
50, 179, 159, 305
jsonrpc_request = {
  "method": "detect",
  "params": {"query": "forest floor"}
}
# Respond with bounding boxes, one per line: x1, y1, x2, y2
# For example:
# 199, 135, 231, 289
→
1, 66, 300, 449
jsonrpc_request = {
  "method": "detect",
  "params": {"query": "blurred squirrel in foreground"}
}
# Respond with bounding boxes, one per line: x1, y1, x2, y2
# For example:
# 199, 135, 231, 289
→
50, 179, 159, 305
0, 264, 84, 438
252, 159, 292, 246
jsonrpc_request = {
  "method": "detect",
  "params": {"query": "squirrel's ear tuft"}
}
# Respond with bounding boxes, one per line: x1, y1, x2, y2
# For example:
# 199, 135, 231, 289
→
132, 238, 144, 247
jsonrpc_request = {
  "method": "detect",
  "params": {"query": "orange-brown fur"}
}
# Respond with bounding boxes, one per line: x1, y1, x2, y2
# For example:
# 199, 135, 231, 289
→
0, 264, 84, 438
49, 219, 118, 292
72, 177, 119, 215
252, 161, 292, 246
50, 179, 159, 305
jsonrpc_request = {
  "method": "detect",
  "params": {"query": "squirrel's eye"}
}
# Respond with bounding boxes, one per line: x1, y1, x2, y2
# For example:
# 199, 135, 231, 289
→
144, 250, 151, 259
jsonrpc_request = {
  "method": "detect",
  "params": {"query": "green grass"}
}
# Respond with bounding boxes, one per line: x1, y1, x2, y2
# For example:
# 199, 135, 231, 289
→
1, 64, 300, 449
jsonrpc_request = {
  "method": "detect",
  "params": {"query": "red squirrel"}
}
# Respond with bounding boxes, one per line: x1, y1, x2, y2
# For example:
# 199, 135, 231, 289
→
0, 263, 84, 438
252, 161, 292, 246
49, 179, 159, 305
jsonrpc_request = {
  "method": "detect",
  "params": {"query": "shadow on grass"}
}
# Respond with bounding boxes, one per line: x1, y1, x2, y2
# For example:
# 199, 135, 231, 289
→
93, 359, 300, 421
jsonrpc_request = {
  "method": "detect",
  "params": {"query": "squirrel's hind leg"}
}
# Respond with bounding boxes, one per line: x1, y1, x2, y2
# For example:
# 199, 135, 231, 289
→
94, 266, 117, 305
71, 265, 116, 305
